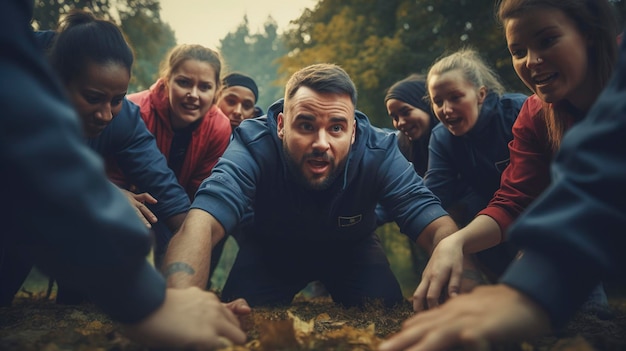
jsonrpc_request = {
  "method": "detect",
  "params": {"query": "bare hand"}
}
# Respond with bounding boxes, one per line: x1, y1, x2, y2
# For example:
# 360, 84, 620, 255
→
413, 235, 465, 311
224, 298, 252, 317
379, 285, 551, 351
121, 189, 158, 228
124, 287, 247, 350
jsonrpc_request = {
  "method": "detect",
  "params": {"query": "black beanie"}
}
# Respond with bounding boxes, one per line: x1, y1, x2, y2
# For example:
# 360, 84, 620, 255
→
223, 72, 259, 103
384, 78, 430, 114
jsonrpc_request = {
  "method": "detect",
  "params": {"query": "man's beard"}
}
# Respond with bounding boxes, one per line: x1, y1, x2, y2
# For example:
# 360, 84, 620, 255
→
282, 141, 347, 191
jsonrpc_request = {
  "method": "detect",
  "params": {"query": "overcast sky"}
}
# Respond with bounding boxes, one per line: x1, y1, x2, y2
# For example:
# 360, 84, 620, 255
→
159, 0, 316, 49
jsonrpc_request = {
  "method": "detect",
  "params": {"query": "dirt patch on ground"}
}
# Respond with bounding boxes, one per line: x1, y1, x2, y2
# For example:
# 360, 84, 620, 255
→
2, 289, 626, 351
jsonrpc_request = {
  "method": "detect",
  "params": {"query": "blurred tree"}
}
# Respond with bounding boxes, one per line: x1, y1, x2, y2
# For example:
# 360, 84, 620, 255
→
280, 0, 408, 127
280, 0, 530, 128
119, 0, 176, 92
31, 0, 175, 92
219, 15, 288, 111
394, 1, 528, 99
32, 0, 113, 30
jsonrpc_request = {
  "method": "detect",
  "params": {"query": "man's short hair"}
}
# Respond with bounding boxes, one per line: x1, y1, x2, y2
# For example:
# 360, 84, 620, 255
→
284, 63, 357, 108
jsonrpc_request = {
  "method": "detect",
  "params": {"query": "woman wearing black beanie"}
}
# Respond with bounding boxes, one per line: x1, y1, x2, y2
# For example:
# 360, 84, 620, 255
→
384, 74, 439, 177
376, 74, 439, 226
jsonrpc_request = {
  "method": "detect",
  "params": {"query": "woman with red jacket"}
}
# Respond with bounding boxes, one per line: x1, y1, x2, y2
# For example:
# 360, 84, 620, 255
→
112, 44, 231, 201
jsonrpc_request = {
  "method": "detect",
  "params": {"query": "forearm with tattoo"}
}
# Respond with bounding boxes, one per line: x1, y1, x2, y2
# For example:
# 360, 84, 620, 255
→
163, 262, 196, 278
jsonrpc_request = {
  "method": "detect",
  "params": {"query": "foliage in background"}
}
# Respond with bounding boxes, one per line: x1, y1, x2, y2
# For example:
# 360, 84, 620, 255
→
119, 0, 176, 92
32, 0, 113, 29
376, 222, 425, 297
219, 15, 289, 111
31, 0, 175, 92
279, 0, 527, 128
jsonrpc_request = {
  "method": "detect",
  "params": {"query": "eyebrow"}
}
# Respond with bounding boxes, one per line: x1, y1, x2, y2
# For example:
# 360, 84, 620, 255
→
294, 115, 348, 124
294, 114, 315, 122
175, 74, 214, 85
329, 116, 349, 123
509, 25, 559, 47
226, 92, 254, 102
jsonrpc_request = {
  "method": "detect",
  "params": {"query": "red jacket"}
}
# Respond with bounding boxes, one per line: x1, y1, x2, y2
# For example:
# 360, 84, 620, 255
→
479, 94, 579, 237
113, 79, 231, 200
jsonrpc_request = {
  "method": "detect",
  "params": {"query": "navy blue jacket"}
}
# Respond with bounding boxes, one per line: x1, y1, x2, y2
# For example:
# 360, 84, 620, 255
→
425, 92, 527, 220
1, 0, 165, 323
87, 99, 190, 219
31, 29, 190, 220
193, 99, 447, 243
501, 38, 626, 328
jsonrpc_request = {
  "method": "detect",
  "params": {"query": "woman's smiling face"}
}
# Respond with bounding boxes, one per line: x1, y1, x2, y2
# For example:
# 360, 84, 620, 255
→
386, 98, 433, 141
504, 7, 591, 107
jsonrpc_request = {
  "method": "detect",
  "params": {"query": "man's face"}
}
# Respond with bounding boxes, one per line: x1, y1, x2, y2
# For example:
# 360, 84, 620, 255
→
277, 86, 356, 191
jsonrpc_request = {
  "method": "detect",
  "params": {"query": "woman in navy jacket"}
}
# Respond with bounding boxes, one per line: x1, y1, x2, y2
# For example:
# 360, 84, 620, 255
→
40, 9, 190, 302
46, 10, 190, 258
424, 48, 527, 278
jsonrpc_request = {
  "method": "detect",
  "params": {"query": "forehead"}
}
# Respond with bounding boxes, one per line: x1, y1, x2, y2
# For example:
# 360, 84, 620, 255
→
286, 86, 354, 118
504, 7, 574, 43
74, 61, 130, 92
172, 59, 217, 81
429, 70, 474, 95
221, 85, 256, 102
386, 98, 411, 110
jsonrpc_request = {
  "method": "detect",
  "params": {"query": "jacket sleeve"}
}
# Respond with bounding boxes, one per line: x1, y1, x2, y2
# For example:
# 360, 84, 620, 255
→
0, 1, 165, 323
191, 126, 260, 234
424, 127, 460, 209
112, 99, 190, 219
377, 133, 448, 242
478, 95, 552, 235
500, 44, 626, 327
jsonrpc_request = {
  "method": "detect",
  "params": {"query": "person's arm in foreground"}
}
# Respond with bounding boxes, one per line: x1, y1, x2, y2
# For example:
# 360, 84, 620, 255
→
379, 38, 626, 351
162, 208, 226, 289
379, 284, 550, 351
1, 1, 245, 348
125, 287, 248, 349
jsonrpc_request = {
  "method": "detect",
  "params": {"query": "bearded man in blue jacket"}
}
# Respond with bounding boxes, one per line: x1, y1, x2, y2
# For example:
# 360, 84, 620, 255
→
163, 63, 472, 307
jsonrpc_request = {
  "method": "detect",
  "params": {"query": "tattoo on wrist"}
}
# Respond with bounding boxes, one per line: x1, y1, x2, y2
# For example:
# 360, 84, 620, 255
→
163, 262, 195, 278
